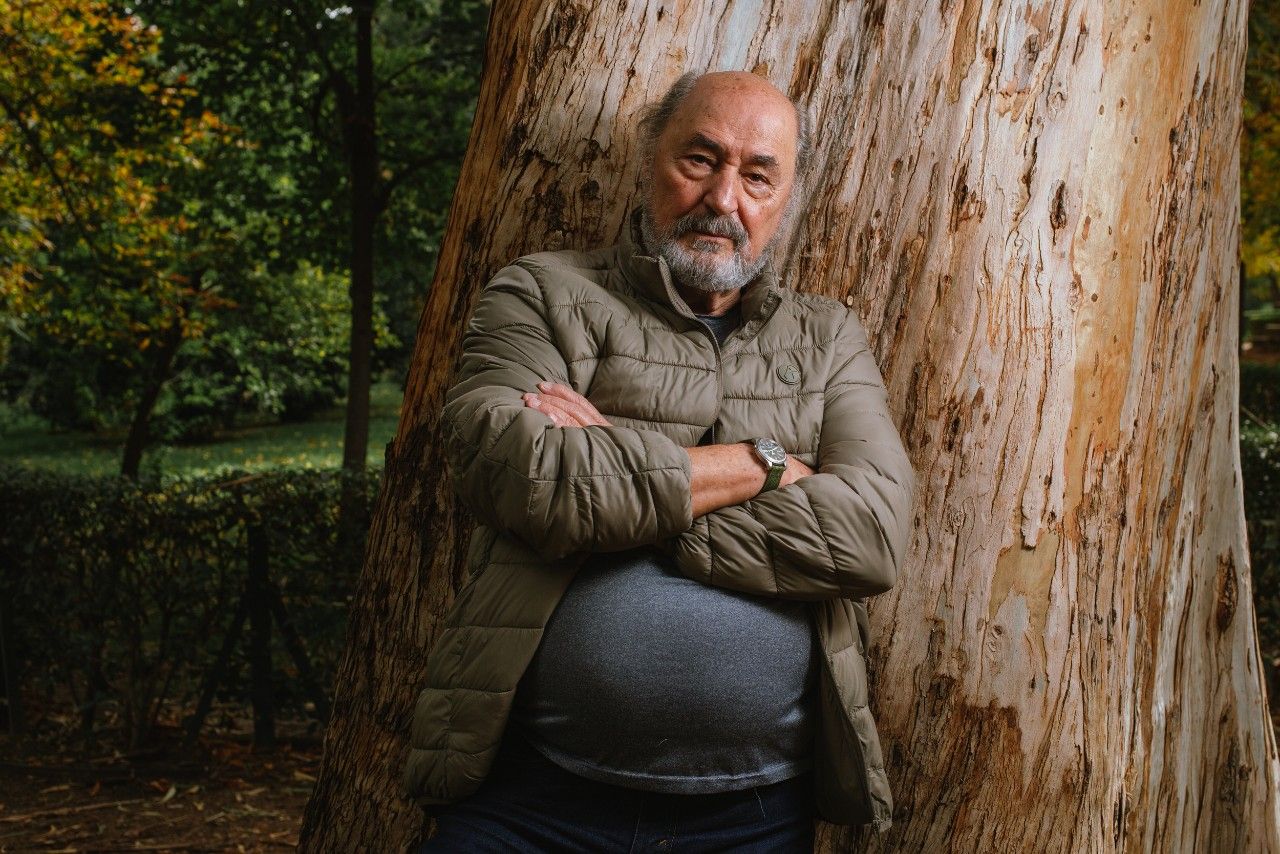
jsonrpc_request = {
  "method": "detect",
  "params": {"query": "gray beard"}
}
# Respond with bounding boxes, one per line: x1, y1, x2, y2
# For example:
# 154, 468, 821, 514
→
638, 204, 771, 294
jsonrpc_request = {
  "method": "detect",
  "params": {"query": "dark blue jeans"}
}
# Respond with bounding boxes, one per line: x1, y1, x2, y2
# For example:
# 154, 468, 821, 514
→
417, 728, 816, 852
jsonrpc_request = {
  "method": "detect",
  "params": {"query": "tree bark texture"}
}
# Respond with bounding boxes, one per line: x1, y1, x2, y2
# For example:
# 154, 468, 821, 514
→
300, 1, 1279, 851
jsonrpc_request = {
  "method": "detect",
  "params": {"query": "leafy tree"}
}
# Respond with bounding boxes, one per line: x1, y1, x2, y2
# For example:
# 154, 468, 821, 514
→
1245, 0, 1280, 303
133, 0, 489, 471
155, 261, 399, 442
1, 0, 487, 475
0, 0, 237, 475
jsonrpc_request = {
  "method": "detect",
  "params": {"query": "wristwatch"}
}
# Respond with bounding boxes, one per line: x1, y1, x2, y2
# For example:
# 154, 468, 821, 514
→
748, 437, 788, 494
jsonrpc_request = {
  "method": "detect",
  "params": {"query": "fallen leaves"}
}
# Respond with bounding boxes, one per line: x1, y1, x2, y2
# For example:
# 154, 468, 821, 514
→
0, 728, 321, 852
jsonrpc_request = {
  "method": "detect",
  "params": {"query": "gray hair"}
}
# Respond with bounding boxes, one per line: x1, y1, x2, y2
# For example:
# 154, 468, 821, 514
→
636, 71, 814, 179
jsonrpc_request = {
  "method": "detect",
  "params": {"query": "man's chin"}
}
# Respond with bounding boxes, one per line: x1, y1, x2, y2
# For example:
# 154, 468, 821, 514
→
669, 260, 745, 294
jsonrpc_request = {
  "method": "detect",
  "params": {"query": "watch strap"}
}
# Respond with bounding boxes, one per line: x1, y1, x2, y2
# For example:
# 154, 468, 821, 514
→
761, 461, 785, 493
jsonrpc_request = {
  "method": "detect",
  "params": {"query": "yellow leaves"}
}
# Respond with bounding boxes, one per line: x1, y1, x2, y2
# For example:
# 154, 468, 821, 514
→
1, 0, 245, 360
1244, 229, 1280, 279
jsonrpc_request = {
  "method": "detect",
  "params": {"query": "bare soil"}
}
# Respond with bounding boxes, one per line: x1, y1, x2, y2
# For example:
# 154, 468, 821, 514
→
0, 711, 321, 853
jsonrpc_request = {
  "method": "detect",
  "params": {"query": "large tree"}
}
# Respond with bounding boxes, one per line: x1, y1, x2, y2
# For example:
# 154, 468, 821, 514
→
301, 0, 1279, 850
0, 0, 235, 477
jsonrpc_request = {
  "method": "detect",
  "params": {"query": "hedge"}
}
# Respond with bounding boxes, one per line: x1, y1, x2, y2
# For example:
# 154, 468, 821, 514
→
1243, 424, 1280, 703
0, 465, 379, 749
1241, 361, 1280, 425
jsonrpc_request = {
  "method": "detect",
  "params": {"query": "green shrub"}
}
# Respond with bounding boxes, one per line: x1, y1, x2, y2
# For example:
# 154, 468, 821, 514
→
1242, 424, 1280, 705
154, 261, 400, 441
1241, 362, 1280, 424
0, 465, 380, 748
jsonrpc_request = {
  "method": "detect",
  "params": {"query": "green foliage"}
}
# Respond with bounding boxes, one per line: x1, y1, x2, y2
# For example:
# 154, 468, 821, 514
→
1245, 0, 1280, 300
0, 380, 402, 476
4, 260, 399, 439
1242, 361, 1280, 424
0, 0, 237, 363
155, 261, 400, 441
0, 465, 380, 748
0, 0, 250, 471
132, 0, 491, 376
1242, 425, 1280, 704
0, 0, 489, 467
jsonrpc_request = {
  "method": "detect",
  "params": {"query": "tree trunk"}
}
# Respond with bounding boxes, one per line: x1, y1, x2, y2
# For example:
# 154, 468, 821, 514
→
300, 1, 1279, 851
120, 318, 186, 479
340, 0, 378, 474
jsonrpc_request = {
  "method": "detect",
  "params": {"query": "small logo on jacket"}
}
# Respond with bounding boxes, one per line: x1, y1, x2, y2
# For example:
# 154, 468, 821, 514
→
778, 364, 801, 385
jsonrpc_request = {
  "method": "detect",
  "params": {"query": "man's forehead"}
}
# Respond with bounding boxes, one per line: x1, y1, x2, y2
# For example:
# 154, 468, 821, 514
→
664, 80, 798, 163
684, 78, 793, 125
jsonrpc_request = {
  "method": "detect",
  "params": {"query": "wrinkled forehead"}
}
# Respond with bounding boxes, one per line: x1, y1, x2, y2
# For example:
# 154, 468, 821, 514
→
663, 83, 798, 167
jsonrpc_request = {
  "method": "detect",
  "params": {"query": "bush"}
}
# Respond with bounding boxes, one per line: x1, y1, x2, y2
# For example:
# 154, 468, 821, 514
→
0, 465, 380, 748
1241, 362, 1280, 425
153, 261, 400, 441
0, 261, 401, 442
1243, 424, 1280, 705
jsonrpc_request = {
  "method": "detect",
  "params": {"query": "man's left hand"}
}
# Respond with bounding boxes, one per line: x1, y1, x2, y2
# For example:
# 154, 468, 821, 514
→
522, 381, 613, 428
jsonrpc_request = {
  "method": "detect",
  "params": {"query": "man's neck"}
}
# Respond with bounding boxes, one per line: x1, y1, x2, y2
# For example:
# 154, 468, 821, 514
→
675, 282, 742, 317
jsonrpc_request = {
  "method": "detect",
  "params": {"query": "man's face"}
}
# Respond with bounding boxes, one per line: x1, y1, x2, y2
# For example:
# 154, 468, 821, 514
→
640, 74, 799, 293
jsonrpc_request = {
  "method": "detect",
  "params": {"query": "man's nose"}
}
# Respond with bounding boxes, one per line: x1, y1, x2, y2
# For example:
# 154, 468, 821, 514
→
701, 167, 738, 217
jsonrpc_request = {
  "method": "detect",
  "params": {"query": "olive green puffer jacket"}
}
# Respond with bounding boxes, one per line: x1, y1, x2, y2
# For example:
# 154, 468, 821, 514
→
402, 209, 917, 832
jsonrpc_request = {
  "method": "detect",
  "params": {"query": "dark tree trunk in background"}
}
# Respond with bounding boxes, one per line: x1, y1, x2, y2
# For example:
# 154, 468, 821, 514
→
120, 318, 186, 479
246, 525, 276, 751
340, 0, 377, 474
300, 0, 1279, 851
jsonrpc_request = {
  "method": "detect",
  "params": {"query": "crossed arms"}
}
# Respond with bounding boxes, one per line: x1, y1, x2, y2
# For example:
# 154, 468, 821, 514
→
440, 262, 917, 602
523, 382, 814, 517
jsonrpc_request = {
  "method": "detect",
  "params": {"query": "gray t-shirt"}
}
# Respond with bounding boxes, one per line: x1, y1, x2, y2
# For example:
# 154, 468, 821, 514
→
509, 303, 817, 793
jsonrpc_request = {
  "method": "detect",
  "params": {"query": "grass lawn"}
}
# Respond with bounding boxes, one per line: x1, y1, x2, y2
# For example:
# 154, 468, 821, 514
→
0, 380, 403, 477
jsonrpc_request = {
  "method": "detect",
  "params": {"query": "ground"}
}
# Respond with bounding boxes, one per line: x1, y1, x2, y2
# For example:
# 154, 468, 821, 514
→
0, 383, 403, 852
0, 712, 320, 853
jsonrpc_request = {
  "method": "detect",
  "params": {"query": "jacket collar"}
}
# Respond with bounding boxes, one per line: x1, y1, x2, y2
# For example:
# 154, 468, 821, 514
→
616, 207, 785, 328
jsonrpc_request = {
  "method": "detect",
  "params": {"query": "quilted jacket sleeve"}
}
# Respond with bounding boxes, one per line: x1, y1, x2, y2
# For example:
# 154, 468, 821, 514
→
442, 261, 694, 562
661, 308, 915, 600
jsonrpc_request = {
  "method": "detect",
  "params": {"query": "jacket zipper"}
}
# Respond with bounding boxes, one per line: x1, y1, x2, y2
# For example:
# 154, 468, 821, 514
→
691, 294, 782, 445
694, 319, 724, 445
658, 259, 782, 446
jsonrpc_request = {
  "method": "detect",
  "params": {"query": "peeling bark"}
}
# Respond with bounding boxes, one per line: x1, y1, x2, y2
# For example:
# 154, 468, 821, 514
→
299, 1, 1279, 851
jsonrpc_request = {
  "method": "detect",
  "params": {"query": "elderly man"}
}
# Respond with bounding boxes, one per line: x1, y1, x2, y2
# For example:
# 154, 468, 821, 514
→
406, 70, 916, 852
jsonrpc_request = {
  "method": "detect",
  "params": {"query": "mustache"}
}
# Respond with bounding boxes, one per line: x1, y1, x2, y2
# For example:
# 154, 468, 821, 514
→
670, 212, 748, 250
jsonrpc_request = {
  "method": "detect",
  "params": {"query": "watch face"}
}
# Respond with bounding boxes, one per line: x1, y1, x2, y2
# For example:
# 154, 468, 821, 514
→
754, 438, 787, 466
